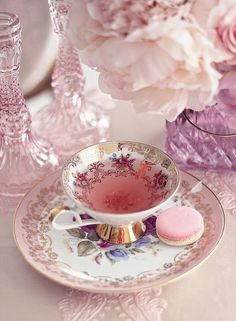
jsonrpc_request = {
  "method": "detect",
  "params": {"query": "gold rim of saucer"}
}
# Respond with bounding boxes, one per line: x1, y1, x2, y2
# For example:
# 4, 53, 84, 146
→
96, 222, 146, 244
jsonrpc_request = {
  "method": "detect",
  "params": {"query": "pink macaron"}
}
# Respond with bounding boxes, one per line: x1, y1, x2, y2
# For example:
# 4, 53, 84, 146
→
156, 206, 204, 246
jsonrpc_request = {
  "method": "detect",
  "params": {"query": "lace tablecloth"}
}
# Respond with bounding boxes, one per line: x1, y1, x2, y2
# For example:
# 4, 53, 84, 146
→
0, 93, 236, 321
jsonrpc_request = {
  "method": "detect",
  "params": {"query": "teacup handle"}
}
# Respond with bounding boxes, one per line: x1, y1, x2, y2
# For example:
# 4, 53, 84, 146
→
48, 206, 101, 230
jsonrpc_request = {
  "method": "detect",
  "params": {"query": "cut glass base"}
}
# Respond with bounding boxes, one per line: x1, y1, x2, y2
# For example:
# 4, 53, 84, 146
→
165, 105, 236, 171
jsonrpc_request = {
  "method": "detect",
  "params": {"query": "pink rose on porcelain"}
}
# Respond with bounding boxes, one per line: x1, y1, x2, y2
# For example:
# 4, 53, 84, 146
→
68, 0, 225, 121
192, 0, 236, 68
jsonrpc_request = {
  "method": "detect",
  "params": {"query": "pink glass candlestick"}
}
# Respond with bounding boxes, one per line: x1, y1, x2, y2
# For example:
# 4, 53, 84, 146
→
33, 0, 109, 165
0, 12, 58, 197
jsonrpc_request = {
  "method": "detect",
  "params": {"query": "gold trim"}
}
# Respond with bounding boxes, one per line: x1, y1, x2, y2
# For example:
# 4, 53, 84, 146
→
96, 222, 146, 244
13, 170, 225, 294
48, 205, 71, 222
61, 140, 181, 216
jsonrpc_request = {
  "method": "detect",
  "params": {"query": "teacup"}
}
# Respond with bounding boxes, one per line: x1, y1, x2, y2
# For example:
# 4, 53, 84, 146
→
50, 141, 180, 244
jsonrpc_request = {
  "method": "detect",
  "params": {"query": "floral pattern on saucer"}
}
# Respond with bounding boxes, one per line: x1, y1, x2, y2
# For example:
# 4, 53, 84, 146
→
63, 215, 159, 265
36, 178, 217, 280
14, 171, 225, 293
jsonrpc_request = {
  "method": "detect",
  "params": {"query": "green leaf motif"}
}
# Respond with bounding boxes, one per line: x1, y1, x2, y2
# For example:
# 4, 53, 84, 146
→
87, 231, 99, 241
125, 243, 132, 248
128, 249, 136, 255
77, 240, 97, 256
132, 248, 145, 253
67, 228, 86, 239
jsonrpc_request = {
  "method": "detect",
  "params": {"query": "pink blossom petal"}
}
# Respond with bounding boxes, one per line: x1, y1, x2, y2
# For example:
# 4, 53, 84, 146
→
68, 0, 225, 120
129, 45, 177, 90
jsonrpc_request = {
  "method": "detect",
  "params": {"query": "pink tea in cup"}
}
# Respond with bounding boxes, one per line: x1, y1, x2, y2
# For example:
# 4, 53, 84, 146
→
59, 141, 179, 236
72, 155, 172, 214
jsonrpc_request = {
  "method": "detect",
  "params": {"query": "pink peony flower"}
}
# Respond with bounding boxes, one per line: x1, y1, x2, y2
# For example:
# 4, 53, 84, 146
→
68, 0, 227, 120
192, 0, 236, 67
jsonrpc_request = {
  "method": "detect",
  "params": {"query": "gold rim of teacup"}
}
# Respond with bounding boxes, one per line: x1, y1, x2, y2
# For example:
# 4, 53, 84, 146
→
61, 140, 181, 216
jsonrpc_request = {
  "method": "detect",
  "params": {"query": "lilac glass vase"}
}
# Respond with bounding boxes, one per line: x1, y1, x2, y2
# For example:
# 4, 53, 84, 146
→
33, 0, 109, 165
0, 12, 58, 197
165, 93, 236, 171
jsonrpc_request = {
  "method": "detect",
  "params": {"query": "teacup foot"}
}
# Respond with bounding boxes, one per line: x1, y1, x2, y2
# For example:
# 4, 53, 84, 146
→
96, 222, 146, 244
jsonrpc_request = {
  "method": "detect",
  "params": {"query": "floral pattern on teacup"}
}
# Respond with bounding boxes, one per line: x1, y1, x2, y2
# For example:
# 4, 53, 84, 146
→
71, 153, 172, 213
62, 141, 180, 215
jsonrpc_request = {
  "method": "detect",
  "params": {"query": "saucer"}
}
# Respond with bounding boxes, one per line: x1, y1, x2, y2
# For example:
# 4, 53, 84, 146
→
14, 171, 225, 293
